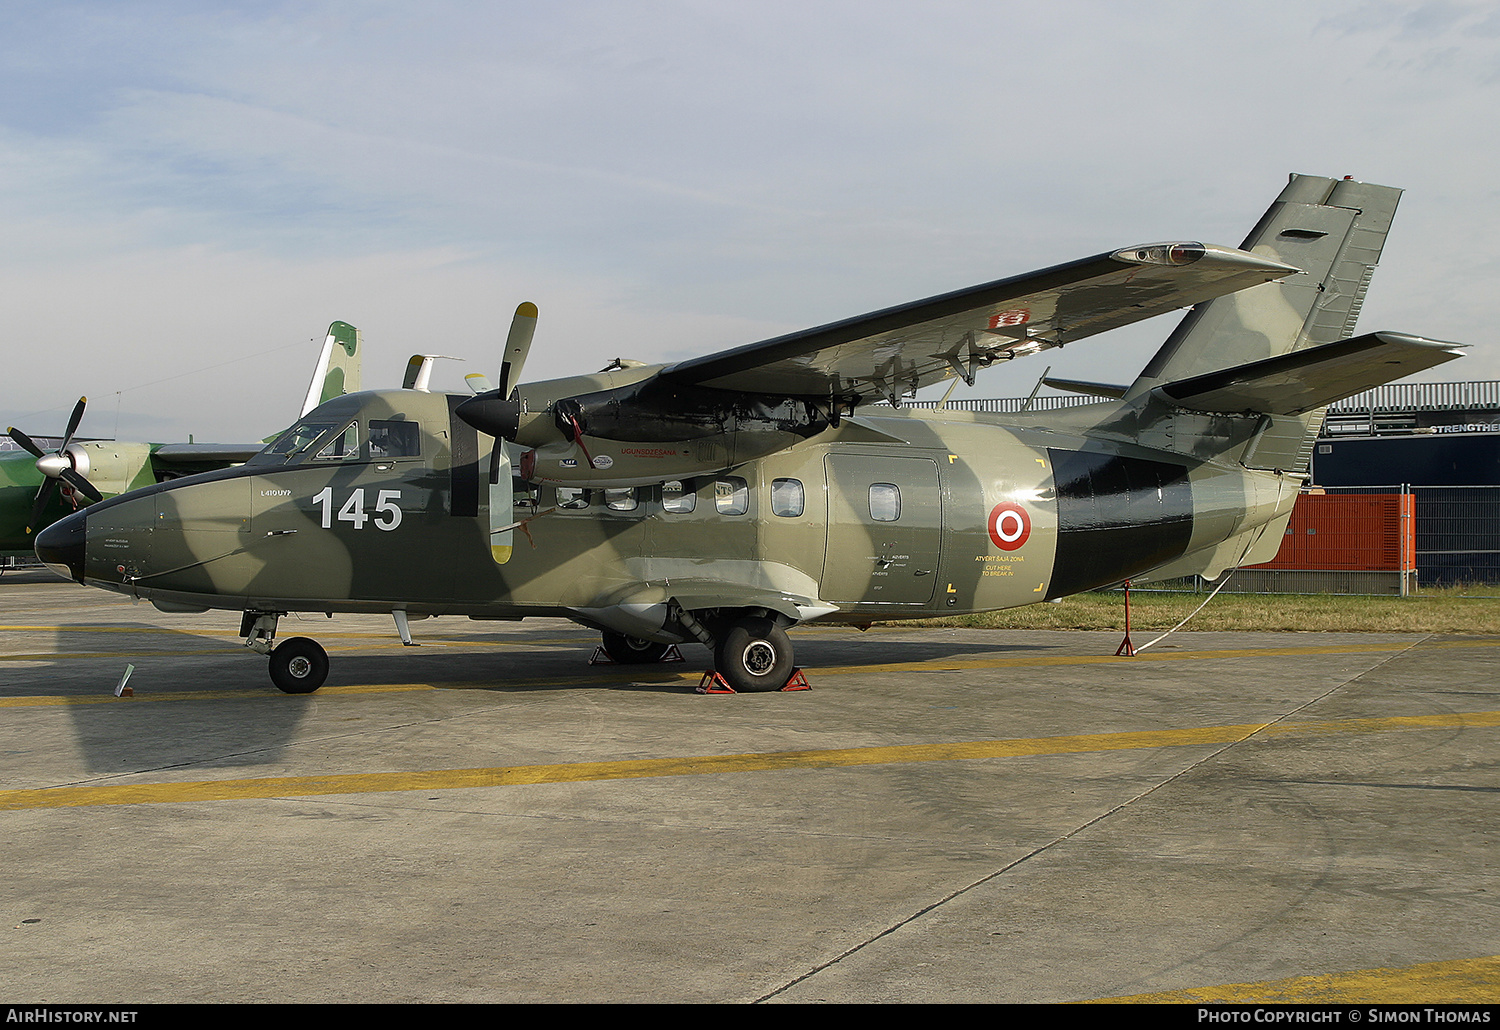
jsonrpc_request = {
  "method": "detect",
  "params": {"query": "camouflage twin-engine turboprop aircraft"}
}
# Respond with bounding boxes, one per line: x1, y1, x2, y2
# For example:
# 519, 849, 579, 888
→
37, 175, 1464, 693
4, 322, 363, 559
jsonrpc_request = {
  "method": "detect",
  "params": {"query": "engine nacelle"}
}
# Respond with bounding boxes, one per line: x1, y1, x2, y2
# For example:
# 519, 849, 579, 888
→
460, 372, 840, 487
73, 441, 156, 496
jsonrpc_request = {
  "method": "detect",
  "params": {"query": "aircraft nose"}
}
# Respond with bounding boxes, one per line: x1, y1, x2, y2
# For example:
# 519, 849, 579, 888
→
35, 508, 86, 584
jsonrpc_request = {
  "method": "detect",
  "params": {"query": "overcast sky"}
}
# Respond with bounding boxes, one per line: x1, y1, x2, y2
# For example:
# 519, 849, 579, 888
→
3, 1, 1497, 443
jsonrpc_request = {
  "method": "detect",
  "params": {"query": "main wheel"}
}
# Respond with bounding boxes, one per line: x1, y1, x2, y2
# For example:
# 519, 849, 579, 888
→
269, 637, 329, 694
601, 632, 672, 664
714, 617, 793, 693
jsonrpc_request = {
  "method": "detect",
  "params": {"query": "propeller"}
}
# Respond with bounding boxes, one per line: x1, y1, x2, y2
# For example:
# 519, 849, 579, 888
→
498, 301, 537, 398
456, 301, 539, 442
7, 396, 104, 534
481, 302, 540, 565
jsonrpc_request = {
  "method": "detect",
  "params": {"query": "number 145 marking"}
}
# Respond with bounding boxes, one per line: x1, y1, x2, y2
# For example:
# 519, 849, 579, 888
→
312, 488, 403, 531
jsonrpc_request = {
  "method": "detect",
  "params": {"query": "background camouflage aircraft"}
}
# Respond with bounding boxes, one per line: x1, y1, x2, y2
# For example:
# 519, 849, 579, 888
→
3, 322, 362, 559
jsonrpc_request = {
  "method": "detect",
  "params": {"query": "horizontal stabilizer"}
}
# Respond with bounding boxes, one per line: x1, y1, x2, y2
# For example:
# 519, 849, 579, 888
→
1154, 332, 1465, 415
1042, 376, 1128, 400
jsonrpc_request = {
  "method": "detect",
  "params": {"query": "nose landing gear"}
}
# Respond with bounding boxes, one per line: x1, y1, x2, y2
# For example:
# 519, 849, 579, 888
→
241, 610, 330, 694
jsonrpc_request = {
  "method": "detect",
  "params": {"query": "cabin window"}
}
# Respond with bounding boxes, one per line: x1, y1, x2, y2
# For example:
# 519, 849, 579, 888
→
771, 478, 805, 517
556, 486, 590, 510
869, 483, 901, 522
662, 479, 696, 514
368, 420, 421, 459
604, 487, 638, 512
715, 477, 749, 516
313, 422, 360, 462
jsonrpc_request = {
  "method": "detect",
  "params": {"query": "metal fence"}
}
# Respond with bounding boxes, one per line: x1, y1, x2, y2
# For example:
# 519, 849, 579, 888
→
1408, 485, 1500, 590
1318, 485, 1500, 590
1142, 484, 1500, 596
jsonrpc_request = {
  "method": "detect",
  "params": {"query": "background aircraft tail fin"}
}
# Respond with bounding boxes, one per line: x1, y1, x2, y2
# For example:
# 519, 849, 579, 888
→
300, 321, 363, 417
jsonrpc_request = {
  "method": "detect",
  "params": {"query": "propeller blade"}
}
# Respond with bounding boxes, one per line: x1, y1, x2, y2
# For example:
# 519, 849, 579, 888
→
61, 397, 87, 448
465, 372, 493, 395
498, 302, 537, 397
60, 468, 104, 503
27, 479, 58, 535
6, 426, 47, 459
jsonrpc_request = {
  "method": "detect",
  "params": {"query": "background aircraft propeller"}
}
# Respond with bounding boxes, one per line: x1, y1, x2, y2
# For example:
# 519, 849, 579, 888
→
6, 396, 104, 533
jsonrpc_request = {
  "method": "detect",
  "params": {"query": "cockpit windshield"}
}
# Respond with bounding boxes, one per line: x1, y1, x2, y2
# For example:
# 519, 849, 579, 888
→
251, 420, 341, 465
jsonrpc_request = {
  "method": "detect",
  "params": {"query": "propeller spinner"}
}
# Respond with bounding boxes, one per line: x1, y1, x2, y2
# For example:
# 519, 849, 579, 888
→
6, 396, 105, 533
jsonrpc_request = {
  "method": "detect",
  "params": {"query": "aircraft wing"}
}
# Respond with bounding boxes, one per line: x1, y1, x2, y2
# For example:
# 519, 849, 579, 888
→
151, 444, 266, 464
143, 443, 267, 482
658, 243, 1297, 403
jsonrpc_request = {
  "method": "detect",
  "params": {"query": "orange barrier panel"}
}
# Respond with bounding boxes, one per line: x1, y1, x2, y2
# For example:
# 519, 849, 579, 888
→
1250, 493, 1414, 572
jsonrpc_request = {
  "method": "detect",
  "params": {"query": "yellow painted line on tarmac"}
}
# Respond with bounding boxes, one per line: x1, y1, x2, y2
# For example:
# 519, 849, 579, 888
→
4, 637, 1500, 706
1090, 953, 1500, 1003
3, 709, 1497, 811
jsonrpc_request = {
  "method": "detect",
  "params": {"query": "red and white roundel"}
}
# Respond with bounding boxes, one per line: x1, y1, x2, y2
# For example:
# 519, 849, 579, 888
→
987, 502, 1031, 551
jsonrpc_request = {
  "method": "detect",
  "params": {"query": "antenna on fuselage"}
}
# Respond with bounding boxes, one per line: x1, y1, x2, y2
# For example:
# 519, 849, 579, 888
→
1019, 366, 1052, 413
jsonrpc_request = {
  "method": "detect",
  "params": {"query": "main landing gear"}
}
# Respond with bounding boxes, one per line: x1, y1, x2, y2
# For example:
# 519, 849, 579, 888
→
712, 616, 795, 692
600, 611, 805, 693
241, 611, 330, 694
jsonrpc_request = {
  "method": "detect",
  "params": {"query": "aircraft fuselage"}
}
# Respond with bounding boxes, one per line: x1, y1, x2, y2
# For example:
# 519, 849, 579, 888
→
39, 388, 1294, 640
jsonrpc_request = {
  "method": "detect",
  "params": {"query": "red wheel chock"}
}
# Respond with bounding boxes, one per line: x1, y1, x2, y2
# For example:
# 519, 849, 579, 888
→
695, 668, 811, 694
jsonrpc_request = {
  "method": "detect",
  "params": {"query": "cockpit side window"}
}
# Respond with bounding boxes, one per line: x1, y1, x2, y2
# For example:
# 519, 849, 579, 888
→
368, 419, 421, 459
313, 422, 360, 462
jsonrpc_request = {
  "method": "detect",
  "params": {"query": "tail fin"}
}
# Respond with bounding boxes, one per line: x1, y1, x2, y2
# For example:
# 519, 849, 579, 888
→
1132, 174, 1401, 388
1127, 175, 1404, 473
300, 321, 363, 417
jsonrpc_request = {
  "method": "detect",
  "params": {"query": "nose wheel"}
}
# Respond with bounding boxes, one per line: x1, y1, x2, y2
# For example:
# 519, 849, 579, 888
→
268, 637, 330, 694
